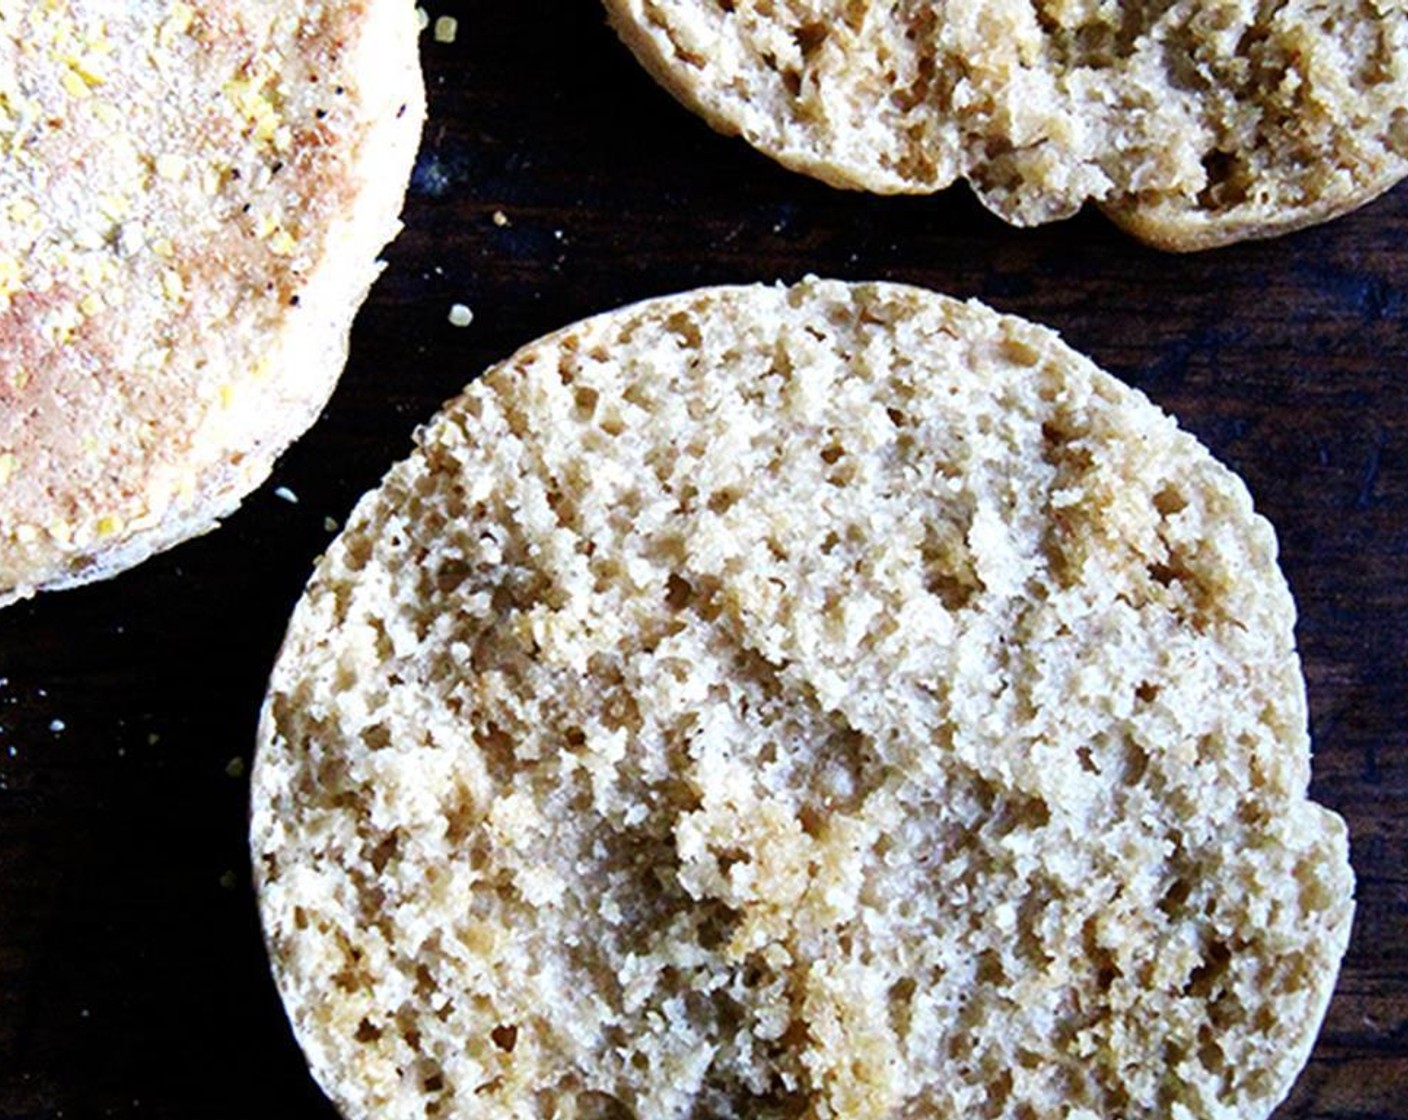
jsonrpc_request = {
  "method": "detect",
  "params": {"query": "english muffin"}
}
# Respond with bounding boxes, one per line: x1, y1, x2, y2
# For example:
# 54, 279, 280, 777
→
253, 279, 1353, 1120
604, 0, 1408, 250
0, 0, 424, 604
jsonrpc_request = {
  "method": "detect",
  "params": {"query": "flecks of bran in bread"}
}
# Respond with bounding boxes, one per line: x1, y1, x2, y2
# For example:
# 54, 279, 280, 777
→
253, 280, 1353, 1120
604, 0, 1408, 249
0, 0, 423, 602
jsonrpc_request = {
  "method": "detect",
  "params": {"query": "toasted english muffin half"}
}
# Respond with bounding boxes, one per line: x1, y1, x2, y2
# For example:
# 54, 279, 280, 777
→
604, 0, 1408, 250
253, 279, 1352, 1120
0, 0, 424, 604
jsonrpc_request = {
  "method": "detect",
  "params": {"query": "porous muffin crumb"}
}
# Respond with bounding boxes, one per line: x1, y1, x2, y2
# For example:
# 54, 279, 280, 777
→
604, 0, 1408, 249
253, 279, 1352, 1120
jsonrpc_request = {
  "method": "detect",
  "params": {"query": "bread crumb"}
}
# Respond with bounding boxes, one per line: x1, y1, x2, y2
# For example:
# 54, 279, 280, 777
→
49, 718, 65, 733
415, 6, 429, 31
448, 303, 473, 328
226, 756, 247, 779
433, 15, 457, 43
323, 516, 340, 533
492, 209, 510, 227
274, 486, 299, 504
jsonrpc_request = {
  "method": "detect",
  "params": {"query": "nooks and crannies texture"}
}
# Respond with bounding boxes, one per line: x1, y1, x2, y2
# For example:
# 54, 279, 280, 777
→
0, 0, 423, 604
604, 0, 1408, 249
252, 280, 1353, 1120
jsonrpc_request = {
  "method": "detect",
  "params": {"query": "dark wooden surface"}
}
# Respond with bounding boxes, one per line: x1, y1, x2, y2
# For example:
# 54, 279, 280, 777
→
3, 3, 1407, 1116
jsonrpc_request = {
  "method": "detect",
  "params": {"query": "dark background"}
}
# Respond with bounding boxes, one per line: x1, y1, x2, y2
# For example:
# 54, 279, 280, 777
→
2, 2, 1405, 1116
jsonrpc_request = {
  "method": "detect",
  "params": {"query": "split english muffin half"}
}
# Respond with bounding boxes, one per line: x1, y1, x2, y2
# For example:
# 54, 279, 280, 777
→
253, 279, 1352, 1120
605, 0, 1408, 250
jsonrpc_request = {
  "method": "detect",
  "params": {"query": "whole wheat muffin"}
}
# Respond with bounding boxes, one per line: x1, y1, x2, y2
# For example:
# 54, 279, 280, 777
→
253, 279, 1353, 1120
0, 0, 424, 604
604, 0, 1408, 250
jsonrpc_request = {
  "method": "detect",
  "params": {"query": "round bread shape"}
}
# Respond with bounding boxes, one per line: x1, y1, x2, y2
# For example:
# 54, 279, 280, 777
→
604, 0, 1408, 250
0, 1, 424, 604
253, 279, 1352, 1120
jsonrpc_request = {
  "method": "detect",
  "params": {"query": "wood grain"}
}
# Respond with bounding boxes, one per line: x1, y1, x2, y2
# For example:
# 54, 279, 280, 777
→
1, 3, 1405, 1117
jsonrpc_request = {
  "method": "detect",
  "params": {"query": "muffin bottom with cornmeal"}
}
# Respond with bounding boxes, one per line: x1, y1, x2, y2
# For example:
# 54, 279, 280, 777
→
252, 279, 1352, 1120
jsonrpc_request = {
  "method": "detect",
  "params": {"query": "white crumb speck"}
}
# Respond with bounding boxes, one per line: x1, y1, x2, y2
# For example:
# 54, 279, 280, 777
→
492, 209, 510, 227
49, 718, 65, 733
448, 303, 473, 328
324, 516, 340, 533
274, 486, 299, 504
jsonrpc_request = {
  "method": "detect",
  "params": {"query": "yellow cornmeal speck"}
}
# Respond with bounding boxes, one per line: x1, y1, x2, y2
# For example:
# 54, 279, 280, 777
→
93, 514, 123, 539
0, 453, 15, 485
161, 269, 185, 301
79, 292, 103, 317
268, 229, 298, 256
225, 76, 285, 148
97, 193, 130, 221
138, 347, 171, 372
67, 53, 109, 88
152, 238, 175, 259
8, 198, 37, 223
0, 255, 23, 301
159, 3, 195, 46
73, 224, 106, 251
60, 70, 91, 99
81, 256, 115, 288
252, 211, 279, 239
44, 304, 82, 345
118, 222, 145, 256
433, 15, 458, 43
11, 370, 30, 391
219, 383, 235, 408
